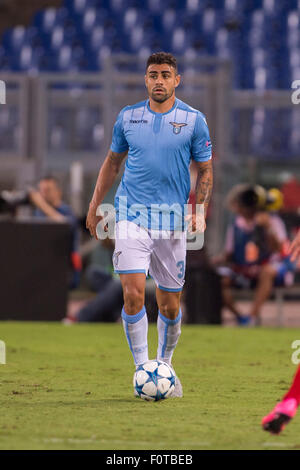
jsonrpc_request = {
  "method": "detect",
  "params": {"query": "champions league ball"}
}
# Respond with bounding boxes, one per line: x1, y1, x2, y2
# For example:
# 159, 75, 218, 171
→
133, 360, 176, 401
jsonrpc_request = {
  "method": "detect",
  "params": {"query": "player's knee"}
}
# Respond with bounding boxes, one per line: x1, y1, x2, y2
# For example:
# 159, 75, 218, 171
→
123, 286, 144, 314
259, 265, 276, 280
159, 303, 180, 320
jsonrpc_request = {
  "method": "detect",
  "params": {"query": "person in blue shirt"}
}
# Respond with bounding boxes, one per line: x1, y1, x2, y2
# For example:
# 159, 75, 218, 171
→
86, 52, 213, 397
29, 175, 81, 289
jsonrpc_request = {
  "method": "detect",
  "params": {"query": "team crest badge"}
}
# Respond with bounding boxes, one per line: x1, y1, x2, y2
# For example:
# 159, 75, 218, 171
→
169, 122, 187, 134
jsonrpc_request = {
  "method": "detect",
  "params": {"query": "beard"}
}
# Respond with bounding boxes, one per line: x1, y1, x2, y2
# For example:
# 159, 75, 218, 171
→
150, 88, 174, 103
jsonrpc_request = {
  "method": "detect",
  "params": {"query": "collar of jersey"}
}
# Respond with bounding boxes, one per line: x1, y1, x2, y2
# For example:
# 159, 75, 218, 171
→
146, 98, 178, 116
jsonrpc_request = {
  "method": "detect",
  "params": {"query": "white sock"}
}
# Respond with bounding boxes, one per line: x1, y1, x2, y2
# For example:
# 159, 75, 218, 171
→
121, 306, 148, 367
157, 309, 182, 365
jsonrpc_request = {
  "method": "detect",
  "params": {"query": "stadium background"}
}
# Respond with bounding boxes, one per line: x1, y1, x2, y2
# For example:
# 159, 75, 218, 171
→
0, 0, 300, 324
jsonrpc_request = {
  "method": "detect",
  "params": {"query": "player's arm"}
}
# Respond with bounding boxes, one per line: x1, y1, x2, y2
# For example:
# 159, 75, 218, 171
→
187, 159, 213, 233
28, 190, 66, 222
188, 112, 213, 233
86, 149, 128, 239
194, 159, 213, 217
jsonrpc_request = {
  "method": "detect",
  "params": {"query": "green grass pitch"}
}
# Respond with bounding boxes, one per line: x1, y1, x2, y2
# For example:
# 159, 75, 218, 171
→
1, 322, 300, 450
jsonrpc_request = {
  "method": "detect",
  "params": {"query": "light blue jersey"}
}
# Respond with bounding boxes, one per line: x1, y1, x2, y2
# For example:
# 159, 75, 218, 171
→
110, 97, 212, 230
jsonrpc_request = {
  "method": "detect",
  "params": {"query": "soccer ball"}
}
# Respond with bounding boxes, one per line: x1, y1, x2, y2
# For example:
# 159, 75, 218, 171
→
133, 360, 176, 401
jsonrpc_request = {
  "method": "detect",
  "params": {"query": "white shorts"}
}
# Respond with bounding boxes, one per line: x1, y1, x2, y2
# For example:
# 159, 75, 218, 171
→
113, 220, 186, 292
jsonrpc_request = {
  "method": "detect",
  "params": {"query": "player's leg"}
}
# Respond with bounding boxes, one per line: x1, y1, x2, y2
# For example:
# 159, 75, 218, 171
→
156, 288, 182, 365
250, 264, 277, 318
262, 365, 300, 434
149, 231, 185, 365
220, 275, 250, 324
221, 276, 240, 317
149, 231, 185, 397
113, 221, 152, 367
216, 267, 250, 325
119, 274, 149, 368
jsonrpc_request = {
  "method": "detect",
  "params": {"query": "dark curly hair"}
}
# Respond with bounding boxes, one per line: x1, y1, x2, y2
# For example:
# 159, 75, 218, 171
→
146, 52, 178, 73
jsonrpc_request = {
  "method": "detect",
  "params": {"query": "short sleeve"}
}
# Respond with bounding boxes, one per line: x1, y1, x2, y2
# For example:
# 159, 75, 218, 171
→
110, 109, 129, 154
191, 113, 212, 162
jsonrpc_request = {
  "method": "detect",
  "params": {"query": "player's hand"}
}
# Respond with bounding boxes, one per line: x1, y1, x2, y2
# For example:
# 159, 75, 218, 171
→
185, 213, 206, 233
86, 202, 107, 240
289, 230, 300, 262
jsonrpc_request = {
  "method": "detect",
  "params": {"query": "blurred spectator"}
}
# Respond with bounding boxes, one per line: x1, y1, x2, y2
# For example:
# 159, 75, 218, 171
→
280, 174, 300, 242
214, 184, 296, 326
29, 175, 81, 289
64, 237, 123, 323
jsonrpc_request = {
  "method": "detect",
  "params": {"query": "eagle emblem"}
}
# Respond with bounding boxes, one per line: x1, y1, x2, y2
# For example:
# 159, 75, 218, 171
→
169, 122, 187, 134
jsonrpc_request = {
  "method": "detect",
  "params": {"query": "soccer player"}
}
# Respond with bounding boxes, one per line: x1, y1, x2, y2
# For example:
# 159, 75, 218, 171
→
86, 52, 213, 397
262, 229, 300, 433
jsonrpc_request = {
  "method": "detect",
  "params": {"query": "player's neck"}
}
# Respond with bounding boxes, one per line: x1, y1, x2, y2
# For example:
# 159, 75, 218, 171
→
148, 95, 176, 114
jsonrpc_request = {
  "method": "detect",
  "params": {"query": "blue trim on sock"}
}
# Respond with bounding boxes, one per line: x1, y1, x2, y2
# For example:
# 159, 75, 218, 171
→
121, 306, 146, 324
158, 284, 183, 292
158, 309, 182, 326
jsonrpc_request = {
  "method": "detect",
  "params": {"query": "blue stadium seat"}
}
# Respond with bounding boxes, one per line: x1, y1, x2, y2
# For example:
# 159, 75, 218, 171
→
56, 45, 75, 71
287, 29, 300, 48
44, 25, 79, 52
92, 123, 104, 149
117, 7, 153, 35
223, 0, 246, 21
2, 26, 27, 52
108, 0, 138, 13
165, 27, 195, 55
9, 44, 45, 72
249, 109, 291, 159
0, 45, 10, 70
287, 10, 300, 30
76, 7, 111, 33
147, 0, 176, 13
160, 9, 179, 34
184, 0, 206, 13
83, 25, 117, 53
63, 0, 100, 15
290, 108, 300, 155
244, 66, 277, 89
33, 7, 70, 32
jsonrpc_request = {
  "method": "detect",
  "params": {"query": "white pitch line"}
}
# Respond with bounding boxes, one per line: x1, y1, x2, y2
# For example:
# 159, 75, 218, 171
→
42, 437, 211, 447
263, 442, 293, 447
